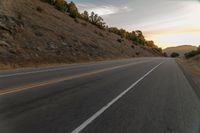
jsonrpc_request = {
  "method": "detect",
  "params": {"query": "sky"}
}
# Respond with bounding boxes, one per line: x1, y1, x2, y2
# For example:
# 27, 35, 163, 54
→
71, 0, 200, 48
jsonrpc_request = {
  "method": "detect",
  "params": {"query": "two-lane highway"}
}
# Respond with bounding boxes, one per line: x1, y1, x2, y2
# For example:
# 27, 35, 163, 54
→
0, 58, 199, 133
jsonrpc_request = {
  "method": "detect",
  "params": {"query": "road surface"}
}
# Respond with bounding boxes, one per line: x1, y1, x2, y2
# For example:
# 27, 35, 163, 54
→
0, 58, 199, 133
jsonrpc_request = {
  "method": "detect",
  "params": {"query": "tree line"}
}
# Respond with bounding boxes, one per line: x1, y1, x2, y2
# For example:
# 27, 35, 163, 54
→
44, 0, 162, 53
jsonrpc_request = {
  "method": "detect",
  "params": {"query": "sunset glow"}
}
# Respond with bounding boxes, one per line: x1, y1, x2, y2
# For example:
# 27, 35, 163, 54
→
74, 0, 200, 48
145, 1, 200, 48
150, 32, 200, 48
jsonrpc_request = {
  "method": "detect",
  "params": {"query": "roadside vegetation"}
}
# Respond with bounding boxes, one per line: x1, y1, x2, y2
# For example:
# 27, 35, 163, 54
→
171, 52, 180, 58
184, 46, 200, 59
177, 56, 200, 90
177, 45, 200, 88
44, 0, 162, 54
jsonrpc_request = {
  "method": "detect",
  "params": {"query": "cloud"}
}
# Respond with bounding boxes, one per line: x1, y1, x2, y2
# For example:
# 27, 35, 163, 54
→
74, 0, 200, 48
77, 3, 132, 16
87, 6, 119, 16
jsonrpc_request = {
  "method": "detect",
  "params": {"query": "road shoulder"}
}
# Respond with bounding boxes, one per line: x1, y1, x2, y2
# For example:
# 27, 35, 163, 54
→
176, 58, 200, 99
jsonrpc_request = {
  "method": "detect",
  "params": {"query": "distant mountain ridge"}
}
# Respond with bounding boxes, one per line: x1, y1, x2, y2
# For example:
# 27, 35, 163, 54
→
164, 45, 197, 57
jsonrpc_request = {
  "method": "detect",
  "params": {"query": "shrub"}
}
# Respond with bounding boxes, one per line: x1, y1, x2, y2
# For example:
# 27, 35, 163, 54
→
55, 0, 67, 11
80, 11, 89, 21
68, 2, 79, 18
43, 0, 162, 51
185, 46, 200, 58
46, 0, 55, 5
89, 12, 105, 29
185, 50, 199, 58
163, 52, 168, 57
171, 52, 180, 58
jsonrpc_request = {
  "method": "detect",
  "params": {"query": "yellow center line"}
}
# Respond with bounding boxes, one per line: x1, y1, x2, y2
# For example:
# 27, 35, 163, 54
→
0, 60, 151, 96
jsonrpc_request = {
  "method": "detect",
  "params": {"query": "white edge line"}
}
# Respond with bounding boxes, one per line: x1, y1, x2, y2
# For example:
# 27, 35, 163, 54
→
71, 61, 164, 133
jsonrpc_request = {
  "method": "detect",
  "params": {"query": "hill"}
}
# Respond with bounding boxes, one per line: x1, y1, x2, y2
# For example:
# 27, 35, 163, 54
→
0, 0, 161, 69
164, 45, 197, 57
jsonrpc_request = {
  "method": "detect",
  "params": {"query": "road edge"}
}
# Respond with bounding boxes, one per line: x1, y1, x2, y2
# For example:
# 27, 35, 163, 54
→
176, 60, 200, 100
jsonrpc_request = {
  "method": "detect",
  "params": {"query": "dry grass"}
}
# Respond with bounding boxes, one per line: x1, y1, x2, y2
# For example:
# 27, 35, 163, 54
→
0, 56, 135, 70
0, 0, 160, 70
177, 56, 200, 86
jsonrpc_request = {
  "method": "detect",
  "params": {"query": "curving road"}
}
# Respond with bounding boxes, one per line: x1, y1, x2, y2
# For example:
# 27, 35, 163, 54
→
0, 58, 199, 133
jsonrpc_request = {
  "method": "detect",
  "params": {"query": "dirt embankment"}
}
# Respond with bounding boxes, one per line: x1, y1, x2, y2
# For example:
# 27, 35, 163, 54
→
177, 55, 200, 88
0, 0, 160, 70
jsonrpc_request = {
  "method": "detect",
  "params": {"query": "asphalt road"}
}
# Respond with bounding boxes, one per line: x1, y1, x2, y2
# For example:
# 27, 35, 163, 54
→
0, 58, 199, 133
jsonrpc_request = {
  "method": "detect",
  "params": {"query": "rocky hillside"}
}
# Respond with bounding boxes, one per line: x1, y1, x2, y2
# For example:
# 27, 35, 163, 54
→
0, 0, 160, 69
164, 45, 197, 57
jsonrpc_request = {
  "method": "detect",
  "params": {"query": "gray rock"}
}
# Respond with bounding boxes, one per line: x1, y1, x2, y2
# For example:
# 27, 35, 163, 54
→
62, 42, 67, 46
1, 33, 11, 39
35, 53, 39, 57
36, 47, 42, 52
0, 40, 10, 47
47, 42, 57, 50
